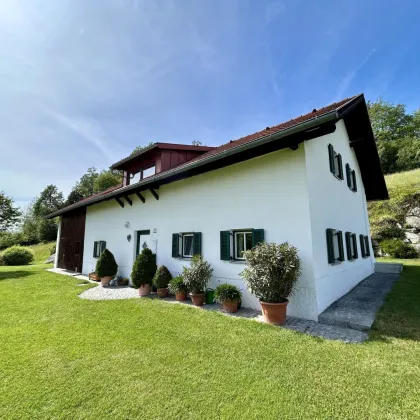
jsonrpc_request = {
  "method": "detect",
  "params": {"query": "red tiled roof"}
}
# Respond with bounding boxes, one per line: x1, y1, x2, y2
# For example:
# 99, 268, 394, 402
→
49, 95, 362, 217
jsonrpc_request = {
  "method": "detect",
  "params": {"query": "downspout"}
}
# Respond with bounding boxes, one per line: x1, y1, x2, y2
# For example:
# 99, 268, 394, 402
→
54, 216, 62, 269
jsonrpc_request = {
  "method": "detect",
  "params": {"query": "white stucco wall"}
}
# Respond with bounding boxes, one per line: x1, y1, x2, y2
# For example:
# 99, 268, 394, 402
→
304, 120, 375, 314
82, 147, 319, 320
54, 216, 62, 269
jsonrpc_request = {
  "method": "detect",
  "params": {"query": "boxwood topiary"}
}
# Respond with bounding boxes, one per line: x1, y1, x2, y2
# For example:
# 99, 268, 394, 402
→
153, 265, 172, 289
380, 239, 419, 259
215, 283, 242, 303
2, 246, 34, 266
131, 248, 157, 288
95, 249, 118, 278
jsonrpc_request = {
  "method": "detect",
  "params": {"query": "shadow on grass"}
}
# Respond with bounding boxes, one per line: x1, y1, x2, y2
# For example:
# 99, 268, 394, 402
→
370, 262, 420, 342
0, 270, 34, 281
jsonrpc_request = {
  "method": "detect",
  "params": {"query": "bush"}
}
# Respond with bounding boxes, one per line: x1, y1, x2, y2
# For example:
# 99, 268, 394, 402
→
2, 246, 34, 266
131, 248, 157, 288
370, 217, 405, 242
182, 254, 213, 294
153, 265, 172, 289
95, 249, 118, 278
380, 239, 419, 259
0, 254, 3, 266
215, 283, 242, 303
50, 244, 56, 255
168, 276, 188, 294
241, 242, 301, 303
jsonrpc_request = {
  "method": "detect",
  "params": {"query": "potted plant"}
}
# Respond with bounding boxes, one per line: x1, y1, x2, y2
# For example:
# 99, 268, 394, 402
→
241, 242, 301, 325
182, 255, 213, 306
153, 265, 172, 298
95, 249, 118, 287
88, 272, 100, 282
168, 276, 188, 301
131, 247, 157, 296
214, 283, 242, 313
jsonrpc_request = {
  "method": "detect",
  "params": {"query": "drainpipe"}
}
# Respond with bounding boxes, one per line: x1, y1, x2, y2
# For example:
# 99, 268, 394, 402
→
54, 216, 62, 269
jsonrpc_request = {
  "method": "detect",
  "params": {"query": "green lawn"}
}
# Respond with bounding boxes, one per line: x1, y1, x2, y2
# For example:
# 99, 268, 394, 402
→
1, 261, 420, 419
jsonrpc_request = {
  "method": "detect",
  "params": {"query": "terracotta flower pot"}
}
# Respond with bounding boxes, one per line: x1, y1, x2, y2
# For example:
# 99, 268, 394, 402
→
260, 300, 288, 325
222, 300, 239, 313
190, 292, 205, 306
175, 291, 188, 301
100, 276, 112, 287
138, 284, 151, 296
157, 288, 169, 298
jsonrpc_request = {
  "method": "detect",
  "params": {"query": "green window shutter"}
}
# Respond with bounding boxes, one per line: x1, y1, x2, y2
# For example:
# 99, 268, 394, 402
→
345, 232, 352, 260
220, 231, 231, 261
359, 234, 366, 257
337, 231, 345, 261
252, 229, 265, 247
337, 154, 344, 179
326, 229, 334, 264
365, 236, 371, 257
353, 234, 358, 259
193, 232, 202, 256
328, 144, 335, 173
352, 171, 357, 192
346, 164, 351, 188
93, 241, 98, 258
172, 234, 179, 258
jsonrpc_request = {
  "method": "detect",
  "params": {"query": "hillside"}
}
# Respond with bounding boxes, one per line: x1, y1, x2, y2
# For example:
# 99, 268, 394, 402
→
368, 169, 420, 257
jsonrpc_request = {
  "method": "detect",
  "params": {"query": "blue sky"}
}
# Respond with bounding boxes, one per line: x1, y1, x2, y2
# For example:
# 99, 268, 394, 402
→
1, 0, 419, 209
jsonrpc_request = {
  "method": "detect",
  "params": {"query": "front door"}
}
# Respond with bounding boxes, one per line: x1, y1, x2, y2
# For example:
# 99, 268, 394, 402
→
136, 230, 151, 256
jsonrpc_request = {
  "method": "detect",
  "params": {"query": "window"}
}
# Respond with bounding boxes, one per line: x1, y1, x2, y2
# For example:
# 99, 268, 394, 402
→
346, 164, 357, 192
220, 229, 265, 261
182, 234, 194, 257
93, 241, 106, 258
345, 232, 358, 261
143, 166, 156, 179
328, 144, 343, 180
234, 231, 253, 260
326, 229, 344, 264
360, 235, 371, 258
172, 232, 202, 258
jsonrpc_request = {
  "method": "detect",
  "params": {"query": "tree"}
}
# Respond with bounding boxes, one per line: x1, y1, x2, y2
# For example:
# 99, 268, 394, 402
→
37, 218, 58, 242
65, 189, 86, 206
192, 140, 203, 146
130, 142, 155, 157
74, 167, 99, 198
93, 170, 121, 193
20, 201, 39, 244
32, 185, 64, 218
0, 192, 21, 232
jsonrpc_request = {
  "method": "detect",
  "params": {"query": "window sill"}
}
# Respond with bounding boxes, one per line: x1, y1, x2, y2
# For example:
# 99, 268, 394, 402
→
229, 260, 247, 265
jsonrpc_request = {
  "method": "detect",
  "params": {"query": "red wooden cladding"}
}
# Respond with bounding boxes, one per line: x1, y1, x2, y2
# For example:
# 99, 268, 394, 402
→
58, 208, 86, 272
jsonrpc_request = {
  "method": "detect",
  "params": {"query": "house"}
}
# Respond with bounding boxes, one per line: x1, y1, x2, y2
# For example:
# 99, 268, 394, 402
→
46, 94, 388, 321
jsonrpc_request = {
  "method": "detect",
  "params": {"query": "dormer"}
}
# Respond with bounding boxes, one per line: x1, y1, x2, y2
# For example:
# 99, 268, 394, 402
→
110, 143, 215, 187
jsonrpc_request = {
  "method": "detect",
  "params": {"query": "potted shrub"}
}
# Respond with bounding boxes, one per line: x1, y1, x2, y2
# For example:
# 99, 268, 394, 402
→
153, 265, 172, 298
182, 255, 213, 306
95, 249, 118, 287
241, 242, 301, 325
131, 248, 157, 296
214, 283, 242, 313
168, 276, 188, 301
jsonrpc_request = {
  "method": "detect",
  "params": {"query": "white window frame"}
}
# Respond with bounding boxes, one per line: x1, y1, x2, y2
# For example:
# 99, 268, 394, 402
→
182, 233, 194, 258
234, 231, 253, 260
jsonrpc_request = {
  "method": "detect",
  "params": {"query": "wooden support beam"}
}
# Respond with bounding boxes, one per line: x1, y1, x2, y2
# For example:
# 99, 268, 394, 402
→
115, 197, 124, 208
349, 138, 365, 147
124, 196, 132, 206
136, 192, 145, 203
149, 188, 159, 200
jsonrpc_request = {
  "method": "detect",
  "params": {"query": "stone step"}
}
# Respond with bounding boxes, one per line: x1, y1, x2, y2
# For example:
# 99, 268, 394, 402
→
375, 262, 403, 274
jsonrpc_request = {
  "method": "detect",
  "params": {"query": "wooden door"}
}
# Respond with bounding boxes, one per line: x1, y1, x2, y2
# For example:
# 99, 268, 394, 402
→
58, 208, 86, 272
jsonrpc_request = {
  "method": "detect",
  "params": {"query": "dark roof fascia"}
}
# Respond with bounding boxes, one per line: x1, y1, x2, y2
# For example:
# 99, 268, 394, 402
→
46, 108, 341, 219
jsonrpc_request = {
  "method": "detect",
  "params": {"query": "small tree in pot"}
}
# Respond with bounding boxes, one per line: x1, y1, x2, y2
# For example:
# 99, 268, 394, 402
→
168, 276, 188, 301
182, 255, 213, 306
96, 249, 118, 287
153, 265, 172, 298
241, 242, 301, 325
214, 283, 242, 313
131, 248, 157, 296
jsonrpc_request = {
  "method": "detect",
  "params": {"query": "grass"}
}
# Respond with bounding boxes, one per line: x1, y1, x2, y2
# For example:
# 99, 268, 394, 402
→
1, 262, 420, 419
